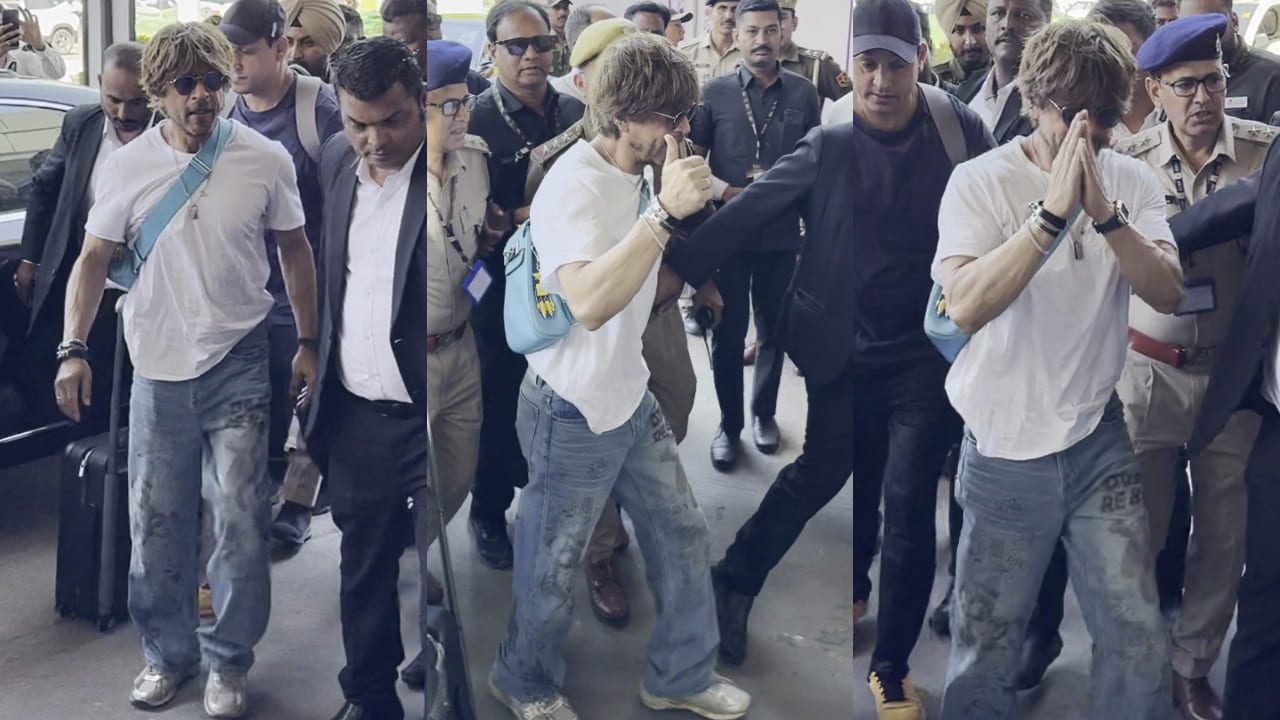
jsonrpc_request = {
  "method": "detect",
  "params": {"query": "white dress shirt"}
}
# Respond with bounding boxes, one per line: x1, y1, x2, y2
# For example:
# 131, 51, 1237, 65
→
337, 144, 423, 403
968, 71, 1016, 131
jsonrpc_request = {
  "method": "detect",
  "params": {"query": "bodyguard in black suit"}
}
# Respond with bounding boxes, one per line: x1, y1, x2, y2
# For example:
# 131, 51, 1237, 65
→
7, 42, 152, 421
305, 39, 450, 720
665, 0, 995, 707
1166, 160, 1280, 720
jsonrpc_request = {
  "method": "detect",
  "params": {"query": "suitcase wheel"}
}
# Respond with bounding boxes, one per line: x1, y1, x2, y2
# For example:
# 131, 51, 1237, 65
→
96, 616, 117, 633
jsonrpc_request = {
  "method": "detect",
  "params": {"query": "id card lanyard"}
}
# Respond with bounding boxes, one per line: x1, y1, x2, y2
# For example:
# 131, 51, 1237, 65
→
1169, 156, 1222, 212
428, 180, 492, 305
496, 79, 560, 164
1168, 156, 1224, 317
738, 73, 779, 180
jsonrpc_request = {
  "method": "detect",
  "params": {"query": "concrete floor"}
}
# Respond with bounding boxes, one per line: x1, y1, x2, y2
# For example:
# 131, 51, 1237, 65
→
0, 336, 1215, 720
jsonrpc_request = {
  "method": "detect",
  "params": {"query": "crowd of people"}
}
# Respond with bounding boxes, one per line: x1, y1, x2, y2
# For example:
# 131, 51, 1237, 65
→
9, 0, 1280, 717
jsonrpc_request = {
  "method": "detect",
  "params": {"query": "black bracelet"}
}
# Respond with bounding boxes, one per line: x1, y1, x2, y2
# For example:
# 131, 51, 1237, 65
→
56, 347, 88, 362
1036, 202, 1067, 231
57, 339, 88, 352
297, 338, 319, 352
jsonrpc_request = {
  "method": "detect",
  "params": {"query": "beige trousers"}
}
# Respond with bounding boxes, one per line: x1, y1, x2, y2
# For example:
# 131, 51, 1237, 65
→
1117, 347, 1258, 678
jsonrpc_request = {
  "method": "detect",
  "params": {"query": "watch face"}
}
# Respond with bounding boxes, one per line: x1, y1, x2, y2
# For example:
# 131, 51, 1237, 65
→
1116, 201, 1131, 223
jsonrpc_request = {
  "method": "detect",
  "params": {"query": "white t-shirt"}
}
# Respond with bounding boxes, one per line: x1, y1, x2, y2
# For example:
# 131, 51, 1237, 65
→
86, 121, 305, 382
526, 140, 657, 434
931, 139, 1173, 461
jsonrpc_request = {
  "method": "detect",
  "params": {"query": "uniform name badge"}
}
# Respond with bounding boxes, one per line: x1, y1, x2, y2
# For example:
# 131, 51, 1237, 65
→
463, 262, 492, 306
1174, 277, 1216, 316
1225, 96, 1248, 110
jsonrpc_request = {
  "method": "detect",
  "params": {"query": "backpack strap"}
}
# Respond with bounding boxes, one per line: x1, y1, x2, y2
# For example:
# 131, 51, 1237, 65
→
293, 71, 323, 163
920, 83, 967, 167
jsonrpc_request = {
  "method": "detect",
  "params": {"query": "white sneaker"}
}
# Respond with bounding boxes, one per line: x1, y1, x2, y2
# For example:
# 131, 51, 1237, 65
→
639, 675, 751, 720
130, 664, 198, 708
488, 676, 578, 720
203, 670, 248, 718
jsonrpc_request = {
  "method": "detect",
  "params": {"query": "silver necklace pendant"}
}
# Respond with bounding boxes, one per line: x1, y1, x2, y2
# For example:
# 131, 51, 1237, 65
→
189, 202, 199, 220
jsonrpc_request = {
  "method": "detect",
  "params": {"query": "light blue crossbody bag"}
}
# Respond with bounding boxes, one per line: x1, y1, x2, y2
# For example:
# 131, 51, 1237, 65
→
107, 117, 231, 290
503, 176, 652, 354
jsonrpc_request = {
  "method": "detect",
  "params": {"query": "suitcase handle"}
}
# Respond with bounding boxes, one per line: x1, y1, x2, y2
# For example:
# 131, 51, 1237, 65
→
97, 305, 127, 623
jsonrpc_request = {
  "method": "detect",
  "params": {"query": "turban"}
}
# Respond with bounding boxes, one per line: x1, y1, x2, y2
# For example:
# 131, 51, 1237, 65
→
935, 0, 987, 37
282, 0, 346, 56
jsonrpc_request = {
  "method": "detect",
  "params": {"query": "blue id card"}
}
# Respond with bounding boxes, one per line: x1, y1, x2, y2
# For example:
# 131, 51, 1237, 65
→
1174, 277, 1215, 316
463, 262, 492, 305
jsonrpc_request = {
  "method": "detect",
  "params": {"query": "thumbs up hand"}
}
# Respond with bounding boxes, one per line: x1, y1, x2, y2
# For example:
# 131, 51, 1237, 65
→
658, 134, 713, 220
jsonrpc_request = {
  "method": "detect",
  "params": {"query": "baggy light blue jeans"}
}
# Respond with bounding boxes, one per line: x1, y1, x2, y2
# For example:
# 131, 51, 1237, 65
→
940, 396, 1171, 720
126, 323, 273, 676
490, 374, 719, 702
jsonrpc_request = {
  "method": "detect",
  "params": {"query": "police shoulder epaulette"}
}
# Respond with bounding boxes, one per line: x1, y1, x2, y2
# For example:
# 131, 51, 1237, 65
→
530, 120, 583, 164
461, 134, 490, 155
1231, 118, 1278, 145
798, 46, 827, 60
678, 36, 701, 51
1113, 128, 1160, 157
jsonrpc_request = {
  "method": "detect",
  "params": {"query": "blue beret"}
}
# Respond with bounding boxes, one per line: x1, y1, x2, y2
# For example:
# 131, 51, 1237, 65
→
426, 40, 472, 92
1135, 14, 1226, 74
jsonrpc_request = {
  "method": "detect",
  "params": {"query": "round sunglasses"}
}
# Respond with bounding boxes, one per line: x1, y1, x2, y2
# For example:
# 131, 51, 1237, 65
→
169, 71, 228, 96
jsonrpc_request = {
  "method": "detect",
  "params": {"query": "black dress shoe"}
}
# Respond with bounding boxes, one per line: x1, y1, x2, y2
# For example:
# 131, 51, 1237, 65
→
401, 650, 426, 690
469, 513, 514, 569
929, 579, 953, 637
711, 562, 754, 666
271, 501, 313, 547
752, 416, 779, 454
1015, 632, 1063, 691
711, 428, 739, 472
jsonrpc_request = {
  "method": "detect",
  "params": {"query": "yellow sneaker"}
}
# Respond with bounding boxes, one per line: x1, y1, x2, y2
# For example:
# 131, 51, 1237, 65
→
198, 584, 215, 620
868, 672, 924, 720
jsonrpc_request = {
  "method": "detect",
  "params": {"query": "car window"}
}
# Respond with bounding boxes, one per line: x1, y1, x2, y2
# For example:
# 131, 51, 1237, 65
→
0, 104, 65, 215
441, 18, 484, 70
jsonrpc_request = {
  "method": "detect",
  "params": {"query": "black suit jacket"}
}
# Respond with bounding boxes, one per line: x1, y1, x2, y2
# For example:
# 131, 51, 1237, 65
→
304, 136, 432, 459
992, 83, 1033, 145
20, 104, 104, 332
1167, 144, 1279, 453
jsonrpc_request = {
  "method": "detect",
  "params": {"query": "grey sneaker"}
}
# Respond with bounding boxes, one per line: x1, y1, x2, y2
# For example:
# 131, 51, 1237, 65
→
203, 670, 248, 718
488, 676, 578, 720
639, 675, 751, 720
130, 664, 198, 708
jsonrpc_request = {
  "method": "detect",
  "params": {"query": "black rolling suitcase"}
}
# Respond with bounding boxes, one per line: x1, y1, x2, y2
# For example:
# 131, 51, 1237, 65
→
423, 419, 476, 720
54, 308, 130, 632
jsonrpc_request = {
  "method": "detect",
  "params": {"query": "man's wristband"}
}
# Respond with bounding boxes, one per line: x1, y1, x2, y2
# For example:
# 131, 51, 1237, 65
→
1034, 202, 1067, 233
297, 338, 319, 352
56, 346, 87, 362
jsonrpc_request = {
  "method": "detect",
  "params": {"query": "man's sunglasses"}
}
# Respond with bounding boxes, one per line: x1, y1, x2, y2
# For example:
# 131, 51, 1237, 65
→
427, 94, 478, 117
495, 35, 557, 56
1047, 97, 1120, 130
654, 104, 698, 129
1157, 71, 1228, 98
170, 71, 228, 96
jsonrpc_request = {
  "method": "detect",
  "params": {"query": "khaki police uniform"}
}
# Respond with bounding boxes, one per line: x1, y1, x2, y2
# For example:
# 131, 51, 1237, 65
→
525, 122, 699, 565
1114, 116, 1275, 679
679, 33, 742, 91
780, 43, 851, 103
424, 133, 489, 545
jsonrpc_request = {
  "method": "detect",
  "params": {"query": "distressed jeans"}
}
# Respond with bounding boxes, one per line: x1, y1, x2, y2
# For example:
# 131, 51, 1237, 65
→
940, 396, 1170, 720
127, 323, 273, 676
491, 374, 719, 702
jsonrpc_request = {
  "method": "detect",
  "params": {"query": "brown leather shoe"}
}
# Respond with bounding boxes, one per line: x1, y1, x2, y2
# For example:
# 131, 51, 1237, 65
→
587, 558, 630, 625
1174, 673, 1222, 720
426, 571, 444, 606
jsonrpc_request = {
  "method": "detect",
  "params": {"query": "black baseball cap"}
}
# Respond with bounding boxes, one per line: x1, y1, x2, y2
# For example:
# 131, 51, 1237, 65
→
849, 0, 921, 64
219, 0, 286, 46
